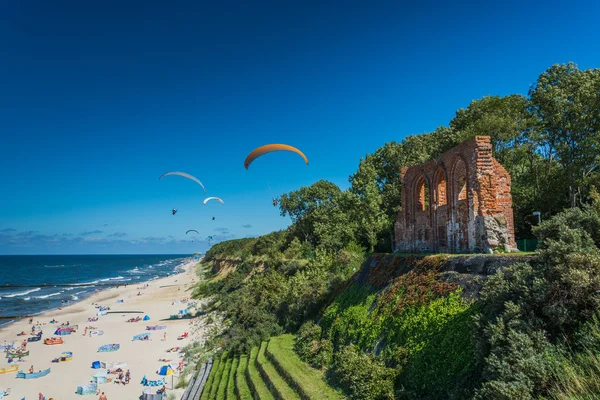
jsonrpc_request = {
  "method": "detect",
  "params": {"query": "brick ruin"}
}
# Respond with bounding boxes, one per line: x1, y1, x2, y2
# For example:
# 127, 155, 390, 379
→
394, 136, 517, 254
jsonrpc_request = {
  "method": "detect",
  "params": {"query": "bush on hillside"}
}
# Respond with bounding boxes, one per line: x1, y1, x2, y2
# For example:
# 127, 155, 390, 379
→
331, 344, 396, 400
473, 206, 600, 398
294, 321, 333, 369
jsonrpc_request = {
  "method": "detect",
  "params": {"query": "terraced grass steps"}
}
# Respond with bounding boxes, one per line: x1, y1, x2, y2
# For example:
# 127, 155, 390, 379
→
227, 357, 239, 399
235, 355, 253, 400
266, 335, 342, 400
246, 346, 276, 400
256, 341, 301, 400
216, 357, 232, 399
200, 356, 221, 400
209, 352, 229, 399
201, 352, 228, 400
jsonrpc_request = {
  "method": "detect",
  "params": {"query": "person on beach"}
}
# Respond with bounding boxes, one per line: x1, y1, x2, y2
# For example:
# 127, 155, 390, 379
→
29, 365, 34, 374
38, 393, 44, 400
99, 392, 107, 400
163, 332, 167, 341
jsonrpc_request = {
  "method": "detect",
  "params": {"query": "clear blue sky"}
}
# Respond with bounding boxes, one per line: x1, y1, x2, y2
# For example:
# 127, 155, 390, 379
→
1, 0, 599, 254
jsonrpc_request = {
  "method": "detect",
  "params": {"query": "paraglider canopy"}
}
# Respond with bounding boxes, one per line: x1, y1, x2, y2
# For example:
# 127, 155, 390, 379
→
203, 197, 224, 205
159, 171, 207, 193
186, 230, 199, 235
244, 144, 308, 169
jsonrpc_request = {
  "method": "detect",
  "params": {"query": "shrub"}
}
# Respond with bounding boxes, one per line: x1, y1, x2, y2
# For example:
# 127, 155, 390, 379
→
294, 321, 333, 368
294, 321, 322, 360
331, 344, 396, 400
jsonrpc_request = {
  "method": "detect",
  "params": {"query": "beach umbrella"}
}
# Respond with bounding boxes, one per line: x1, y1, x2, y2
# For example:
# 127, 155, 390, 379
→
157, 364, 175, 389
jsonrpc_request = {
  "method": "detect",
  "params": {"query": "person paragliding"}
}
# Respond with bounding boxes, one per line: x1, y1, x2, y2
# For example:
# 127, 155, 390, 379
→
172, 209, 178, 215
272, 198, 278, 207
244, 144, 308, 169
212, 217, 215, 220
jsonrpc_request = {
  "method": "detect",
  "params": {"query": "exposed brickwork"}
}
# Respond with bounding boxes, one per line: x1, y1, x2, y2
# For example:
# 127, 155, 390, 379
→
394, 136, 517, 253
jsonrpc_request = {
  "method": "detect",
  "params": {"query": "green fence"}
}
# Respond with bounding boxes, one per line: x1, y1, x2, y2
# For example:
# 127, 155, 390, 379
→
516, 239, 538, 252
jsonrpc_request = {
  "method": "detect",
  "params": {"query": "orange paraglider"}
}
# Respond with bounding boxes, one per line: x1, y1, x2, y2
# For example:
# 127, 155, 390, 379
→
244, 144, 308, 169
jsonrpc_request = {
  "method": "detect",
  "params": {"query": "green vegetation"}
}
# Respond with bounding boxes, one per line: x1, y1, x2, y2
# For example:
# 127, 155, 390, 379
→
215, 357, 231, 399
209, 352, 228, 399
267, 334, 342, 399
311, 261, 478, 399
227, 357, 238, 399
197, 231, 365, 354
190, 62, 600, 399
235, 355, 253, 400
246, 346, 275, 400
257, 340, 301, 400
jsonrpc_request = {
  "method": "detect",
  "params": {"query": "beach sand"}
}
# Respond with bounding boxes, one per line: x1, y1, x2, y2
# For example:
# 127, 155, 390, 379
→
0, 260, 203, 399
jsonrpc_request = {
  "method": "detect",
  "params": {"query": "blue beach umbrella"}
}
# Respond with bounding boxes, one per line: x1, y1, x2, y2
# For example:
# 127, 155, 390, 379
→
157, 364, 175, 389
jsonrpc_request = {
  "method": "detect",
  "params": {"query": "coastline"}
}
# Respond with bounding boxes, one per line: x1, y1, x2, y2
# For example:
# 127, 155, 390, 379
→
0, 259, 204, 399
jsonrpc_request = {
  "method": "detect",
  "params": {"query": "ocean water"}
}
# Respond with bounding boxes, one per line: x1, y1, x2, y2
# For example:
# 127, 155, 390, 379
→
0, 254, 190, 326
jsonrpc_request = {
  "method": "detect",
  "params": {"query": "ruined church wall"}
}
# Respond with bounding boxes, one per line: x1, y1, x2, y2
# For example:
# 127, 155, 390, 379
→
394, 136, 516, 253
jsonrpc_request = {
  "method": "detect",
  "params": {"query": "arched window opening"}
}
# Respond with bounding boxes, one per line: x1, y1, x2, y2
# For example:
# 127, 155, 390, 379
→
434, 169, 447, 206
416, 176, 430, 211
457, 175, 467, 200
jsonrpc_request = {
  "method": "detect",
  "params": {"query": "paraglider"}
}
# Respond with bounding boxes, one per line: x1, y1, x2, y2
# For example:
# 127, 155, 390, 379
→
172, 209, 178, 215
186, 230, 199, 235
272, 198, 278, 207
212, 217, 215, 220
203, 197, 224, 205
244, 144, 308, 169
159, 172, 207, 193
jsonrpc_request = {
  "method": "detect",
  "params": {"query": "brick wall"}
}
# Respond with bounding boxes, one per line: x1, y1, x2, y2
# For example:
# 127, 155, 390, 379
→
394, 136, 517, 253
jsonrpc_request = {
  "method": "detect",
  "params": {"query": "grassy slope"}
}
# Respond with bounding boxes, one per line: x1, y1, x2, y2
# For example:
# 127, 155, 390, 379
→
246, 346, 275, 400
236, 355, 253, 400
208, 352, 229, 399
257, 340, 301, 400
227, 357, 239, 399
266, 334, 343, 399
216, 357, 232, 399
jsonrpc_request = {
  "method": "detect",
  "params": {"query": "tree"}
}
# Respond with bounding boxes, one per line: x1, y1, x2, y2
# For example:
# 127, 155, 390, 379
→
449, 94, 567, 237
279, 180, 357, 251
450, 94, 536, 165
348, 158, 389, 252
529, 62, 600, 208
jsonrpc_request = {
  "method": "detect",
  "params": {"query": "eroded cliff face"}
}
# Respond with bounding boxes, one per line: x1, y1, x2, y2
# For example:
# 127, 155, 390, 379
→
356, 253, 534, 299
209, 258, 266, 280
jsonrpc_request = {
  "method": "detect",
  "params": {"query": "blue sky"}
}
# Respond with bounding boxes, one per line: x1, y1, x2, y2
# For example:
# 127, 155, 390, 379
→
1, 0, 599, 254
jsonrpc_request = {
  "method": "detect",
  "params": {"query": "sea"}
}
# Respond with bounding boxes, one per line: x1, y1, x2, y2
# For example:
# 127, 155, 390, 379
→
0, 254, 191, 327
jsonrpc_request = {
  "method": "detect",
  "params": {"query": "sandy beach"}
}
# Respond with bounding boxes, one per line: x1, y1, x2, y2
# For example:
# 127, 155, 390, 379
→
0, 259, 202, 399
